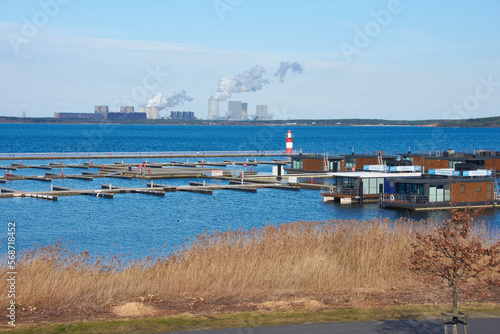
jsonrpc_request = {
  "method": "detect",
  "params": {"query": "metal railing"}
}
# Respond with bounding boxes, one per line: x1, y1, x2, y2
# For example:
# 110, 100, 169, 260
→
334, 186, 360, 196
383, 193, 429, 204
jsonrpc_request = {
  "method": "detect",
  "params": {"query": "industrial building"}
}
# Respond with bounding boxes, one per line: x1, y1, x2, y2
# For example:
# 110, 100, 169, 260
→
227, 101, 247, 121
170, 111, 196, 120
206, 98, 272, 121
255, 105, 273, 120
54, 112, 104, 119
107, 111, 146, 120
55, 105, 146, 120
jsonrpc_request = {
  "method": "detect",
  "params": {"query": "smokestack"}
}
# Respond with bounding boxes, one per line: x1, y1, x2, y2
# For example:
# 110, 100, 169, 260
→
207, 98, 220, 120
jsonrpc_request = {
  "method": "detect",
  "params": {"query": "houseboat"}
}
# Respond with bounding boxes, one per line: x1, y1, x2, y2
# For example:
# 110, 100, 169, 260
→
287, 152, 409, 174
398, 150, 500, 174
381, 168, 500, 210
288, 150, 500, 175
320, 165, 422, 204
288, 153, 344, 173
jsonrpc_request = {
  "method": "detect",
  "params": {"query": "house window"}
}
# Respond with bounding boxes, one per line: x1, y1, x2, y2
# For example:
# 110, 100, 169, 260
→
292, 159, 303, 170
345, 158, 355, 169
460, 185, 465, 193
429, 186, 437, 202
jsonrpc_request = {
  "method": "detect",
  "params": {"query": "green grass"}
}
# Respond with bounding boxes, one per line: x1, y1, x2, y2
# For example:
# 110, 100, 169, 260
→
3, 304, 500, 334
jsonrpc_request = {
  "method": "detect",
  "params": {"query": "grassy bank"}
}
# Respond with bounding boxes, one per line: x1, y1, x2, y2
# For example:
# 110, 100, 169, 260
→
1, 217, 498, 329
4, 304, 500, 334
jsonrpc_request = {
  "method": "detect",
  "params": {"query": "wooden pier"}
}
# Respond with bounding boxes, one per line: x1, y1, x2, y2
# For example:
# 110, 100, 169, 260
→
0, 150, 292, 161
0, 154, 341, 201
0, 179, 303, 200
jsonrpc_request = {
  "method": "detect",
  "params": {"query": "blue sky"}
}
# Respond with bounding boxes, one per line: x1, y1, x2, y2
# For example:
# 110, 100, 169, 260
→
1, 0, 499, 120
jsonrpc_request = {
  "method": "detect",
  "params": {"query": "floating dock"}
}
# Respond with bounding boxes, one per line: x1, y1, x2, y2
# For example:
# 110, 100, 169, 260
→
0, 150, 292, 161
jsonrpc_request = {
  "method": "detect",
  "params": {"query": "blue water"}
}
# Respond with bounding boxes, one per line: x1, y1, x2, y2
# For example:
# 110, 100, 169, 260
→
1, 123, 499, 153
1, 124, 499, 257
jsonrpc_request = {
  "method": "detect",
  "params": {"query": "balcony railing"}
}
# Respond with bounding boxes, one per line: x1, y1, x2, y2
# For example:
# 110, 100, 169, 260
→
383, 193, 429, 204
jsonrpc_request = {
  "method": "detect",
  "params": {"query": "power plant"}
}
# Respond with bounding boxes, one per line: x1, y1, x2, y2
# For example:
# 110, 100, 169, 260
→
255, 105, 273, 120
207, 98, 272, 121
170, 111, 196, 120
55, 105, 146, 120
55, 105, 196, 120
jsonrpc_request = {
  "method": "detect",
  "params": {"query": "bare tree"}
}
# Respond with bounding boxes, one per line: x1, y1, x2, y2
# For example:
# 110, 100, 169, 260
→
408, 210, 500, 320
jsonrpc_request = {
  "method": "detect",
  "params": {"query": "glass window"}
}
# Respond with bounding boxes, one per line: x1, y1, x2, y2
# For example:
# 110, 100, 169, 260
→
429, 186, 437, 202
292, 159, 303, 169
418, 184, 424, 195
444, 187, 451, 201
345, 158, 355, 169
437, 186, 444, 202
363, 179, 370, 195
397, 183, 405, 194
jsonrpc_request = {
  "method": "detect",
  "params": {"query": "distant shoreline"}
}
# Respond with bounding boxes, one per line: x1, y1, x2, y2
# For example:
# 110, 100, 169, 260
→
0, 116, 498, 128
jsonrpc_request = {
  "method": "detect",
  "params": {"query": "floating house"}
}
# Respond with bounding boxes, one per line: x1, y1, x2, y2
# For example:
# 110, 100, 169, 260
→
398, 150, 500, 173
320, 165, 422, 204
289, 154, 344, 173
288, 150, 500, 175
381, 169, 500, 210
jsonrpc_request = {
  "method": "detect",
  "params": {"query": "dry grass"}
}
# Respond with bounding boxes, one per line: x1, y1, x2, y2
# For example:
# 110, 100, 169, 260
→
1, 217, 497, 310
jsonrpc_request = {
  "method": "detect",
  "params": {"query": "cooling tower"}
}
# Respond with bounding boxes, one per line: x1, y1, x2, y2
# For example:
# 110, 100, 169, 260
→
94, 105, 109, 113
241, 103, 248, 120
120, 106, 134, 113
207, 98, 220, 120
139, 106, 159, 119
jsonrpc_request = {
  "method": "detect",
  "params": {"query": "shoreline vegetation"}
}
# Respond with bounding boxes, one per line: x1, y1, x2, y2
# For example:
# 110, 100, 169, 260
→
2, 218, 499, 331
0, 115, 499, 127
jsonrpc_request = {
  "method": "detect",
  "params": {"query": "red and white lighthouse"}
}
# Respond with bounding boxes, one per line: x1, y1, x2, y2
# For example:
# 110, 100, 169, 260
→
285, 130, 293, 155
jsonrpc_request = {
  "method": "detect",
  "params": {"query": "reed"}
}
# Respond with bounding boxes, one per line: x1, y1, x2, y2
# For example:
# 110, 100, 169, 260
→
1, 217, 495, 308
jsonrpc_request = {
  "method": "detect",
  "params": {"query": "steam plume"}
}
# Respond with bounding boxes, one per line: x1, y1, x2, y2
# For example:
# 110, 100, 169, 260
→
146, 91, 193, 110
275, 61, 304, 82
212, 65, 269, 101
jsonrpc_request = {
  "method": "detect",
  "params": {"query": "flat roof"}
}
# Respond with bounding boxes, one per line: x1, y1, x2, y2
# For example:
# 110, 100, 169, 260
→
388, 176, 496, 184
328, 172, 422, 178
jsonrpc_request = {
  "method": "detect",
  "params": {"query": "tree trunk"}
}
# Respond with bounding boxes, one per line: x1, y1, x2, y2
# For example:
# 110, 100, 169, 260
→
452, 283, 458, 334
453, 284, 458, 315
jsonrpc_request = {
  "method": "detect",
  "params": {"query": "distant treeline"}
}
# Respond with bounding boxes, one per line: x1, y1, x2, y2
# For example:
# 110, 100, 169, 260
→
0, 115, 499, 127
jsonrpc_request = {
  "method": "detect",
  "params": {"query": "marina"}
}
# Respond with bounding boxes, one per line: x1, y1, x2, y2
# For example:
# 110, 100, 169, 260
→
2, 124, 500, 258
1, 149, 499, 211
